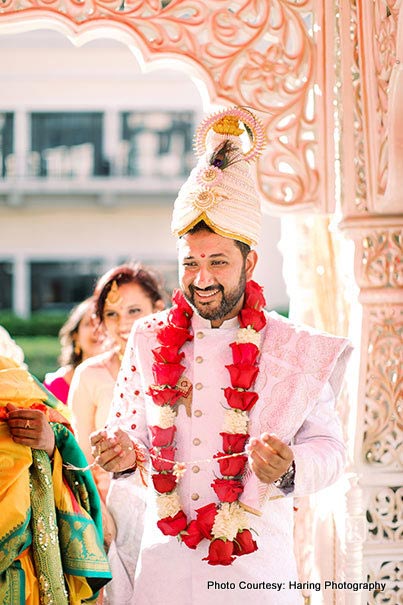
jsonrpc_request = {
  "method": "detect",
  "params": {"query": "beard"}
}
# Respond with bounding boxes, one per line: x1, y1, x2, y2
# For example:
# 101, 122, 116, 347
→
184, 266, 246, 322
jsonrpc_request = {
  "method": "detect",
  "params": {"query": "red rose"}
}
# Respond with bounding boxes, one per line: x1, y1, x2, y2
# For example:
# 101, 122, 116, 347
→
220, 432, 250, 454
203, 538, 235, 566
223, 387, 258, 412
238, 308, 267, 331
215, 452, 247, 477
172, 289, 193, 315
152, 472, 177, 494
244, 280, 266, 310
225, 364, 259, 390
211, 478, 244, 503
168, 307, 192, 329
152, 362, 185, 387
147, 387, 182, 407
181, 520, 204, 549
195, 503, 217, 539
149, 425, 176, 447
233, 529, 258, 556
0, 407, 8, 420
157, 510, 188, 536
152, 346, 184, 364
30, 402, 48, 414
157, 325, 192, 348
229, 342, 259, 365
150, 446, 176, 471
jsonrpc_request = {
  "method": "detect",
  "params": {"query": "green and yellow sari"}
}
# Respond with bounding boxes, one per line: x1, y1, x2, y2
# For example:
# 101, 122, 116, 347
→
0, 356, 111, 604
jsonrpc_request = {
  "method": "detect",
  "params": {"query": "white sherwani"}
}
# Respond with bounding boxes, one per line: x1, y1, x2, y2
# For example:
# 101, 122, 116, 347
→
107, 310, 352, 605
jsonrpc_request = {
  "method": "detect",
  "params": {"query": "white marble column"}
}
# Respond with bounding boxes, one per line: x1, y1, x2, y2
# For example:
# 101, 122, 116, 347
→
13, 254, 30, 318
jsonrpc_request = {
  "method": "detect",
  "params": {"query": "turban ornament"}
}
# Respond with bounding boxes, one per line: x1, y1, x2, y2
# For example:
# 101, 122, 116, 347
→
171, 106, 266, 247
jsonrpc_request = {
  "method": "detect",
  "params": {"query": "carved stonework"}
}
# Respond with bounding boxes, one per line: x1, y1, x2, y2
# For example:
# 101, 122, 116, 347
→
293, 496, 315, 599
346, 508, 367, 545
345, 475, 366, 605
373, 1, 399, 196
366, 559, 403, 604
349, 0, 369, 213
363, 305, 403, 469
366, 487, 403, 542
342, 1, 399, 213
361, 230, 403, 288
0, 0, 336, 212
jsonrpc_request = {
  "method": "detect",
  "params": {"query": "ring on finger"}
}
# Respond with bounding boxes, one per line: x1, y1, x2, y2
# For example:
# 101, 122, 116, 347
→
25, 419, 31, 429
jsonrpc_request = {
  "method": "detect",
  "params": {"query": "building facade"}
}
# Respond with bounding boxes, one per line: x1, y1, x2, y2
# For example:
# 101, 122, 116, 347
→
0, 29, 288, 317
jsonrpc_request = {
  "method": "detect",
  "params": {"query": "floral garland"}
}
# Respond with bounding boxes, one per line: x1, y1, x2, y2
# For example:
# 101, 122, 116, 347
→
0, 402, 48, 420
146, 280, 267, 566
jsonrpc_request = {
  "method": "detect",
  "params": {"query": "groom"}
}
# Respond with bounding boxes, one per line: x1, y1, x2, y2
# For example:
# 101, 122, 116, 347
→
91, 107, 351, 604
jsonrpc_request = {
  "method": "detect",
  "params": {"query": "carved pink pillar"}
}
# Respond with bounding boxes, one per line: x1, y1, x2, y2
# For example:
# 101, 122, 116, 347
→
339, 1, 403, 602
341, 218, 402, 603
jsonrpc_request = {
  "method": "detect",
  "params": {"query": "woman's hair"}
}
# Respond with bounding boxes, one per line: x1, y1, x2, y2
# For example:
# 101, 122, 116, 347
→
58, 297, 95, 368
93, 262, 165, 323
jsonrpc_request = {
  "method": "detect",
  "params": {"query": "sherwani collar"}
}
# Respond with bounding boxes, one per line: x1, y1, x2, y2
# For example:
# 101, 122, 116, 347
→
190, 313, 239, 331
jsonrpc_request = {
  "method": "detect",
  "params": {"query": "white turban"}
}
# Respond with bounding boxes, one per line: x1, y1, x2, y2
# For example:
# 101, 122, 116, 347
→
171, 107, 266, 247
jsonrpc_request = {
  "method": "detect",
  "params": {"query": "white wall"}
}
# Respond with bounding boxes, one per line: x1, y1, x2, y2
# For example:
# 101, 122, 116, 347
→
0, 28, 288, 315
0, 204, 176, 259
0, 31, 203, 112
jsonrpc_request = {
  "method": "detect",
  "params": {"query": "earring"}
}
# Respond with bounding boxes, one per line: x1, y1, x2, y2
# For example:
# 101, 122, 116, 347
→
74, 342, 81, 356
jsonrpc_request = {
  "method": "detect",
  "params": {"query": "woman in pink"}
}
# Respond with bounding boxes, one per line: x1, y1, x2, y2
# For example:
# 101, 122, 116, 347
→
68, 263, 166, 605
44, 297, 105, 403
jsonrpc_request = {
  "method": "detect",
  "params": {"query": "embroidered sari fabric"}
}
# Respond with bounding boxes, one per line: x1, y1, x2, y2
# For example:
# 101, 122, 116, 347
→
0, 356, 111, 604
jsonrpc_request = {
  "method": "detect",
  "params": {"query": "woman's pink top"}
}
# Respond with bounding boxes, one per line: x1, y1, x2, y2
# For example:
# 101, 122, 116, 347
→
44, 371, 70, 404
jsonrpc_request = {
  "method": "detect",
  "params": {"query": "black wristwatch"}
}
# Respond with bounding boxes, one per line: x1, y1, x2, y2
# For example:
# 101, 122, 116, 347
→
273, 460, 296, 493
112, 463, 137, 479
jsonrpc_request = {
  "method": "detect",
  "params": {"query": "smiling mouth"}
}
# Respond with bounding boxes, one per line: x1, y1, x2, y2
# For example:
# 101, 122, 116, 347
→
194, 288, 220, 300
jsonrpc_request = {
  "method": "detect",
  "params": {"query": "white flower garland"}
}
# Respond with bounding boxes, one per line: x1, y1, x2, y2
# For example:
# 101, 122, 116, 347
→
223, 409, 249, 434
156, 405, 177, 429
236, 327, 261, 347
212, 502, 250, 541
157, 492, 182, 519
151, 323, 261, 542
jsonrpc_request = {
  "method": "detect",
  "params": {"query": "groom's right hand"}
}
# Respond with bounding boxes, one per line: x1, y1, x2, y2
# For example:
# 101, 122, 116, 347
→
90, 428, 137, 472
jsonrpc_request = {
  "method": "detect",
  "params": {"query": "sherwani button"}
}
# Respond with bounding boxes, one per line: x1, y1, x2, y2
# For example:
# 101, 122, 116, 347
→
191, 493, 200, 501
195, 383, 203, 390
196, 331, 204, 339
192, 465, 200, 473
195, 356, 203, 363
193, 438, 201, 446
194, 409, 202, 417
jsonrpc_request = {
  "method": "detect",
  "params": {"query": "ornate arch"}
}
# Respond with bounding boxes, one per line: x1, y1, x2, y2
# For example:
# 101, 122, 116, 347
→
0, 0, 337, 213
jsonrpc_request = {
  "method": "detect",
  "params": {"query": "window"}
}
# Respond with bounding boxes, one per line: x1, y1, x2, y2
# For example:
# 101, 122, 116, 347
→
30, 112, 107, 178
0, 113, 14, 178
119, 111, 195, 178
0, 262, 13, 310
30, 260, 103, 312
